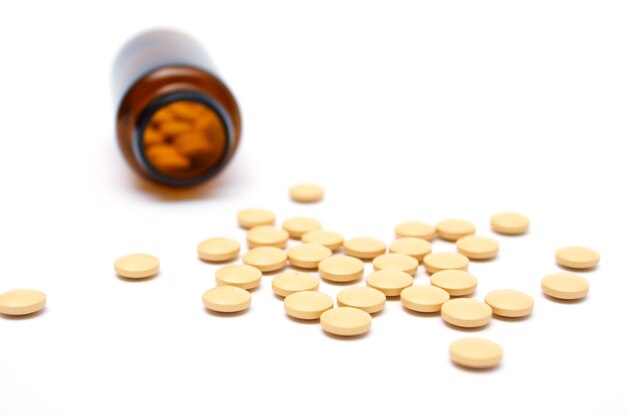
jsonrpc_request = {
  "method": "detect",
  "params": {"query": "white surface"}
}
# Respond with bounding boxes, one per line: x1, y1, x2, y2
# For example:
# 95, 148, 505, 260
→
1, 1, 625, 416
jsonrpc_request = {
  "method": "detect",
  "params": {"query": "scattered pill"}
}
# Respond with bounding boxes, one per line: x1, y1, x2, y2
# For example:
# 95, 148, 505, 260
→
215, 264, 262, 290
423, 252, 469, 274
490, 212, 529, 235
555, 246, 600, 269
284, 291, 334, 320
287, 244, 332, 269
343, 237, 386, 260
242, 247, 287, 272
366, 270, 413, 297
430, 270, 477, 296
202, 286, 251, 313
441, 298, 492, 328
541, 273, 589, 300
197, 237, 240, 262
456, 236, 499, 260
320, 307, 372, 336
301, 230, 344, 251
0, 289, 47, 316
237, 208, 276, 229
395, 221, 436, 240
337, 287, 386, 314
318, 255, 365, 282
450, 338, 503, 369
272, 271, 319, 297
436, 219, 476, 242
282, 217, 322, 239
389, 237, 432, 261
246, 225, 289, 249
484, 289, 534, 318
114, 253, 160, 279
289, 183, 324, 203
400, 285, 450, 313
372, 253, 419, 275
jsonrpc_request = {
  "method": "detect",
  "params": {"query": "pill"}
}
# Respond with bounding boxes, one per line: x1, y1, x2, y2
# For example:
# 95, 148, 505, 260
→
430, 270, 477, 296
114, 253, 160, 279
320, 307, 372, 337
366, 270, 413, 296
301, 230, 344, 251
423, 252, 469, 274
146, 145, 191, 171
441, 298, 492, 328
272, 271, 320, 297
436, 219, 476, 242
0, 289, 46, 316
337, 287, 386, 314
160, 119, 193, 136
215, 264, 262, 290
197, 237, 240, 262
246, 225, 289, 249
343, 237, 386, 260
287, 244, 332, 269
289, 183, 324, 203
372, 253, 419, 275
456, 236, 499, 260
284, 291, 334, 320
202, 286, 251, 313
400, 285, 450, 313
395, 221, 436, 240
490, 212, 529, 235
389, 237, 432, 261
143, 127, 165, 146
237, 208, 276, 229
484, 289, 534, 317
541, 273, 589, 300
450, 338, 503, 369
242, 247, 287, 272
173, 132, 212, 158
318, 255, 365, 282
282, 217, 322, 239
555, 246, 600, 269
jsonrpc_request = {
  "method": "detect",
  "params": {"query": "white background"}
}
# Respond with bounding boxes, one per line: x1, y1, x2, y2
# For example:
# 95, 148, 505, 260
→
1, 1, 625, 416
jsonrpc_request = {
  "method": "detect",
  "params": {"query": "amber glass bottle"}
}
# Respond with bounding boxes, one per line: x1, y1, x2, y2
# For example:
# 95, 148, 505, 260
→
112, 29, 242, 186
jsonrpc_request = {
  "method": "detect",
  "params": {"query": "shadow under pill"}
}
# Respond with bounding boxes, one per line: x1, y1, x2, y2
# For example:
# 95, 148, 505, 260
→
0, 308, 47, 320
204, 307, 250, 318
492, 314, 532, 323
285, 315, 320, 325
443, 321, 490, 332
542, 294, 587, 304
402, 307, 441, 318
451, 361, 501, 373
115, 273, 159, 283
554, 263, 599, 273
322, 330, 370, 341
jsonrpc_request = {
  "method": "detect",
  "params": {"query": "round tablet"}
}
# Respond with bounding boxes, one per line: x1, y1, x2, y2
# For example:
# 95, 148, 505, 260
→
282, 217, 322, 239
456, 236, 499, 260
372, 253, 419, 275
202, 286, 251, 313
484, 289, 534, 317
490, 212, 529, 235
114, 253, 160, 279
441, 298, 492, 328
301, 230, 344, 251
289, 183, 324, 203
541, 273, 589, 300
242, 247, 287, 272
246, 226, 289, 249
450, 338, 503, 369
287, 244, 332, 269
343, 237, 386, 260
366, 270, 413, 296
272, 271, 319, 297
555, 246, 600, 269
0, 289, 46, 316
320, 307, 372, 336
215, 264, 262, 290
318, 255, 364, 282
237, 208, 276, 229
423, 252, 469, 274
430, 270, 477, 296
389, 237, 432, 261
436, 219, 476, 242
197, 237, 240, 262
337, 287, 386, 314
284, 291, 333, 320
400, 285, 450, 313
395, 221, 436, 240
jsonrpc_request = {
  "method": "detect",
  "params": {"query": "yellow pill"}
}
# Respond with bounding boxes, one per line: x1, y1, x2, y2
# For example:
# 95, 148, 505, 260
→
395, 221, 436, 240
215, 264, 262, 290
456, 236, 500, 260
436, 219, 476, 242
282, 217, 322, 239
246, 225, 289, 249
197, 237, 240, 262
318, 255, 364, 282
555, 246, 600, 269
0, 289, 46, 316
490, 212, 529, 235
541, 273, 589, 300
430, 270, 477, 296
284, 291, 334, 320
289, 183, 324, 203
242, 247, 287, 272
287, 244, 332, 269
143, 127, 165, 146
114, 253, 160, 279
301, 230, 344, 251
389, 237, 432, 261
272, 271, 319, 297
400, 285, 450, 313
202, 286, 251, 313
450, 338, 503, 369
320, 307, 372, 337
441, 298, 492, 328
237, 208, 276, 229
366, 270, 413, 297
343, 237, 386, 260
337, 287, 386, 314
423, 252, 469, 274
484, 289, 534, 318
372, 253, 419, 275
